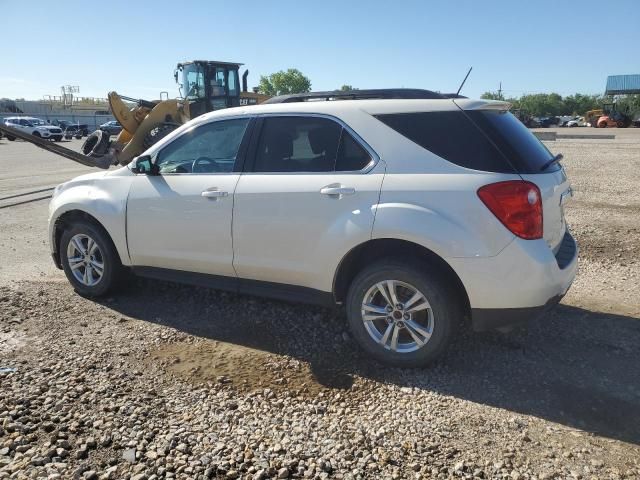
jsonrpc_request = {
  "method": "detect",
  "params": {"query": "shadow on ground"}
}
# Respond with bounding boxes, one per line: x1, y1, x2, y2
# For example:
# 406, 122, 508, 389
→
100, 279, 640, 445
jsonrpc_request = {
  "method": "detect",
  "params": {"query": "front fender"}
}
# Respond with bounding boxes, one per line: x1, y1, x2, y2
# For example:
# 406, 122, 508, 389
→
48, 171, 133, 266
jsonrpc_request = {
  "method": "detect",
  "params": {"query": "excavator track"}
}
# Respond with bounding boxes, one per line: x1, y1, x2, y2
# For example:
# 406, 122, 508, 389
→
0, 124, 100, 168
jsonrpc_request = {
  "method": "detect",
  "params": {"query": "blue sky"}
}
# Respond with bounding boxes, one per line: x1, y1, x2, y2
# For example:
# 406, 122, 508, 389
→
2, 0, 638, 100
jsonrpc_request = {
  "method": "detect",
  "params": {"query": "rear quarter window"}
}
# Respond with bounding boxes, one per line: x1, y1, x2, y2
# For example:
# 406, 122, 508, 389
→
375, 111, 516, 173
375, 110, 557, 174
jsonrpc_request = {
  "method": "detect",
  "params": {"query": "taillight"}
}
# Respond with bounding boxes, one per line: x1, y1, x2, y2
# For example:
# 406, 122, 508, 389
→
477, 181, 543, 240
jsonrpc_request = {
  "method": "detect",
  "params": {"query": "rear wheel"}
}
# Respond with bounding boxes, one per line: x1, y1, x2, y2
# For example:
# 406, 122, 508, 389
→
60, 221, 123, 297
616, 121, 624, 128
7, 136, 15, 141
346, 260, 460, 367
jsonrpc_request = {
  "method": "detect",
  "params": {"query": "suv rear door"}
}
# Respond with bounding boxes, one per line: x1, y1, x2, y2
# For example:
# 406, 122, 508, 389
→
232, 114, 385, 292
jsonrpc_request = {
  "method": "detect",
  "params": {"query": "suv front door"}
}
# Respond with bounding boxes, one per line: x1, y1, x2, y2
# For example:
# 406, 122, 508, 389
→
126, 117, 252, 276
233, 115, 385, 293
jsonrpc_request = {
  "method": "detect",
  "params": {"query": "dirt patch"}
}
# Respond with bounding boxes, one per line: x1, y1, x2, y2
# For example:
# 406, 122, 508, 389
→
148, 339, 350, 394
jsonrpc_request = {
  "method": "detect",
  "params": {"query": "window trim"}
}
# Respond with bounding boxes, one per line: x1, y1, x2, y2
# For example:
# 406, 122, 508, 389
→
146, 116, 255, 176
243, 113, 379, 175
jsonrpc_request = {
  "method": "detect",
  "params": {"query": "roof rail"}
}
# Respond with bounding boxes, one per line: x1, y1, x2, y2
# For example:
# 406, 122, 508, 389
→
263, 88, 449, 104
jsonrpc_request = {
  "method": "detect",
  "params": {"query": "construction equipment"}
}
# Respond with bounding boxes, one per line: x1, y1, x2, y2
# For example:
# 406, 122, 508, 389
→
0, 60, 270, 169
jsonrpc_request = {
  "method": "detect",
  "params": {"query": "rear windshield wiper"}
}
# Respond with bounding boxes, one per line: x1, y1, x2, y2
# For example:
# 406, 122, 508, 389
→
540, 153, 563, 172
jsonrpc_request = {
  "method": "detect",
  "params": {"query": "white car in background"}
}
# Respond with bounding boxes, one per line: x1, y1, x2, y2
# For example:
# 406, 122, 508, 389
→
48, 91, 578, 367
565, 116, 587, 127
3, 116, 63, 141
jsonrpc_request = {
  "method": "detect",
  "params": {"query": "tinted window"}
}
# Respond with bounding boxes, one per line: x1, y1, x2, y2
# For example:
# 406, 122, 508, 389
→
254, 117, 342, 172
336, 131, 372, 171
375, 111, 515, 173
156, 118, 249, 174
465, 110, 558, 173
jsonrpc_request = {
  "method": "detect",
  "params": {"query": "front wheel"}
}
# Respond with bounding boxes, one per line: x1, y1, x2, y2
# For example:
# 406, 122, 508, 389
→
60, 221, 123, 297
346, 261, 460, 367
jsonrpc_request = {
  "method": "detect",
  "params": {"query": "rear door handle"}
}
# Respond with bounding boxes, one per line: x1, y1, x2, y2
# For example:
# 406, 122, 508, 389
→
320, 185, 356, 196
201, 189, 228, 199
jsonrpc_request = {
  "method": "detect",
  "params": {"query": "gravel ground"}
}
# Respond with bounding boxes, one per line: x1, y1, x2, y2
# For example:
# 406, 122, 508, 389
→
1, 132, 639, 479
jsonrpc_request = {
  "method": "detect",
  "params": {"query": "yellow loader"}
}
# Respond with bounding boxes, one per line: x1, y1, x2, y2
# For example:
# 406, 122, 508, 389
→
0, 60, 269, 169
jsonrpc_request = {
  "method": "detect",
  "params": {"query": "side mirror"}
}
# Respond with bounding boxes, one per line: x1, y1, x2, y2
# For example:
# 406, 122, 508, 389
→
131, 155, 158, 175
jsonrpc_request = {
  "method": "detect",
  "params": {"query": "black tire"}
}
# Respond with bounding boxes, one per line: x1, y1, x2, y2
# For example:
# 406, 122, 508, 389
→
33, 131, 41, 138
7, 136, 15, 141
82, 130, 111, 157
143, 123, 179, 150
346, 260, 461, 367
59, 220, 123, 297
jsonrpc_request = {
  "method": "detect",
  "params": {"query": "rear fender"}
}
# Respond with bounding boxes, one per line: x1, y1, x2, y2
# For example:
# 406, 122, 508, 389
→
372, 173, 517, 259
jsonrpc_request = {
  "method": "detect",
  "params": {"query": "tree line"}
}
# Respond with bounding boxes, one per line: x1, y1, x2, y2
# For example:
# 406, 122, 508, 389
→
255, 69, 639, 119
480, 91, 640, 118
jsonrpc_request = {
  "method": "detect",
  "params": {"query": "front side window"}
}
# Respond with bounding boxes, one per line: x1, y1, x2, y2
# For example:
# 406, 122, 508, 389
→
156, 118, 249, 174
253, 116, 371, 173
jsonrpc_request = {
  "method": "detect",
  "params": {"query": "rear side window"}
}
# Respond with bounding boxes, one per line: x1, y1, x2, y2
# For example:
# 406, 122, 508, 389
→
253, 116, 372, 172
465, 110, 558, 173
375, 111, 515, 173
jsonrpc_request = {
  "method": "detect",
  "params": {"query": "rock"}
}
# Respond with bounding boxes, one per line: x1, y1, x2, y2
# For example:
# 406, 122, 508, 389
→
277, 467, 289, 478
123, 448, 136, 463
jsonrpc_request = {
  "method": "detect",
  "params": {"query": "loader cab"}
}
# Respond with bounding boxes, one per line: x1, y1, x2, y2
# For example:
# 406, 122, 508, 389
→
176, 60, 242, 118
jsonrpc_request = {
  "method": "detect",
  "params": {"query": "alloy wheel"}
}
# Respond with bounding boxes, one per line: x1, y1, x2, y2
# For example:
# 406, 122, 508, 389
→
361, 280, 434, 353
66, 233, 104, 286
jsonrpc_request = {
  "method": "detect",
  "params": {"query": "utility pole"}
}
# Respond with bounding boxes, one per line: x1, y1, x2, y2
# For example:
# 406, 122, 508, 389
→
498, 82, 503, 100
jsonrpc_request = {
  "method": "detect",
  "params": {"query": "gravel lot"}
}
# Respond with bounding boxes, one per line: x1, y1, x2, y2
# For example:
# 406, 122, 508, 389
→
1, 130, 639, 480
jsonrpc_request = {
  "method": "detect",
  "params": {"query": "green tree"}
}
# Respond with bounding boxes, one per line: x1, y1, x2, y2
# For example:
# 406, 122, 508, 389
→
258, 69, 311, 96
480, 91, 504, 100
615, 94, 640, 117
339, 85, 357, 91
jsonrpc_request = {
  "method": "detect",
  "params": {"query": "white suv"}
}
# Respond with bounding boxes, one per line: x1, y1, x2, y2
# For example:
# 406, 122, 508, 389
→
48, 91, 578, 366
3, 116, 63, 141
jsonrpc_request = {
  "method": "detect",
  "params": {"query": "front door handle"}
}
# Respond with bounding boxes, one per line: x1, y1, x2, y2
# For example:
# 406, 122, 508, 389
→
320, 185, 356, 196
201, 189, 228, 199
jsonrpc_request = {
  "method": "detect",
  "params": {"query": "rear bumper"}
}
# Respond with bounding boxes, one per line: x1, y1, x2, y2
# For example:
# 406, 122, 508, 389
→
450, 230, 578, 329
471, 294, 563, 331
